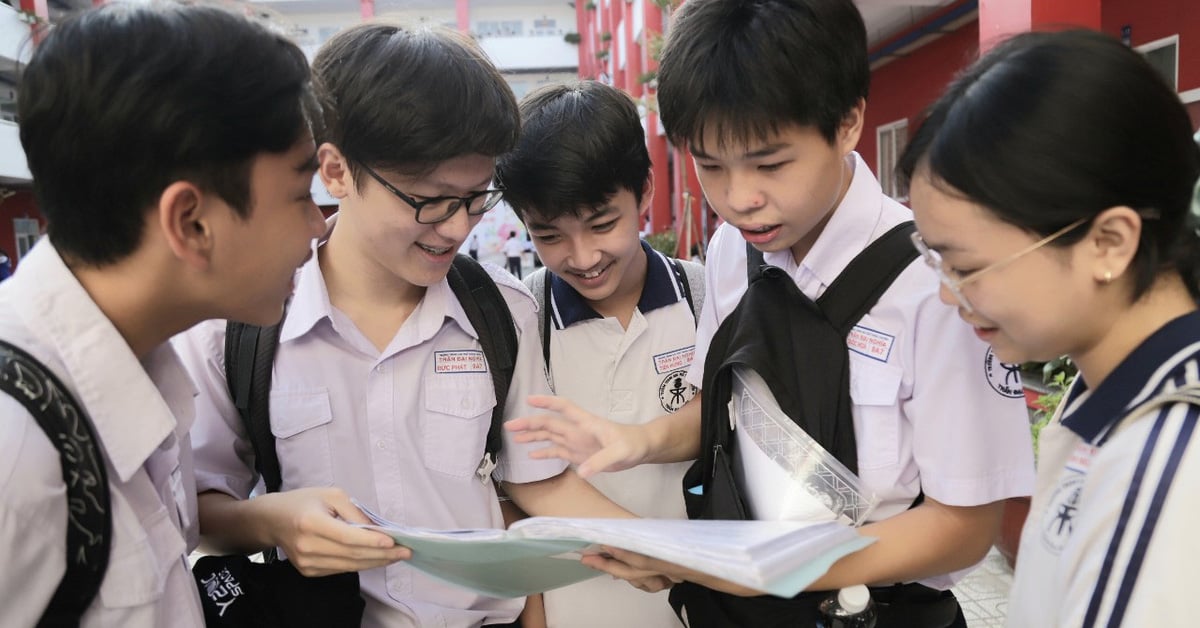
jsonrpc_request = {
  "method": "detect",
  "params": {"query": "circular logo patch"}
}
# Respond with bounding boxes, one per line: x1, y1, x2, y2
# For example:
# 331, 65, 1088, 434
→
658, 369, 696, 413
984, 348, 1024, 398
1041, 473, 1086, 554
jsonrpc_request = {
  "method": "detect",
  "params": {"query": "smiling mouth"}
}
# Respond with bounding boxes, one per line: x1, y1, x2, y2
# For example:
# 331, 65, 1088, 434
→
571, 262, 612, 280
417, 242, 453, 256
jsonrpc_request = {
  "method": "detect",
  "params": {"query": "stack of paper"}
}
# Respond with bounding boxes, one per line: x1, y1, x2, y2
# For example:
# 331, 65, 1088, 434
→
354, 502, 873, 599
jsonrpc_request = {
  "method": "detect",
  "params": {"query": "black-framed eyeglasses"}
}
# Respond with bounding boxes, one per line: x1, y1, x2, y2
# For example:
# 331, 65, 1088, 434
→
357, 161, 505, 224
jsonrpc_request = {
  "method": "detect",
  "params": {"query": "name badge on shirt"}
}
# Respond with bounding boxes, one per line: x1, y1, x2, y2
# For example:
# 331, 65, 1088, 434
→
847, 325, 894, 362
652, 345, 695, 374
1064, 442, 1099, 474
434, 350, 488, 374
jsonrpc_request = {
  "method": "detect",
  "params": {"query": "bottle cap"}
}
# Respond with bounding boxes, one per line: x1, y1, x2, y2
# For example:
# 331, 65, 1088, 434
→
838, 585, 870, 613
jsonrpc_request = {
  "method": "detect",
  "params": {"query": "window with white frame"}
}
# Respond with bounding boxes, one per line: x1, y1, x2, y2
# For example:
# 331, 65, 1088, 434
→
877, 119, 908, 200
1136, 35, 1178, 92
13, 218, 40, 260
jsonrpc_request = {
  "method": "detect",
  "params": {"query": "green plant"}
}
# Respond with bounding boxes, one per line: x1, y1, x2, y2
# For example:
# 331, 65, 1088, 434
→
637, 70, 657, 85
600, 31, 612, 42
563, 32, 581, 45
650, 0, 680, 10
1028, 356, 1077, 460
644, 30, 665, 61
645, 230, 678, 258
585, 0, 596, 9
595, 48, 610, 60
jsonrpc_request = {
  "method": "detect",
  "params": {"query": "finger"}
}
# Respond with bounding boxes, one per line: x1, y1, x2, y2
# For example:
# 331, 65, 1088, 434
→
527, 444, 587, 466
577, 447, 628, 478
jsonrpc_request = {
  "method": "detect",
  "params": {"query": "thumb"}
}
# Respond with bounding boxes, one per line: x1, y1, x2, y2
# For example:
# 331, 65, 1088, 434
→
326, 492, 372, 526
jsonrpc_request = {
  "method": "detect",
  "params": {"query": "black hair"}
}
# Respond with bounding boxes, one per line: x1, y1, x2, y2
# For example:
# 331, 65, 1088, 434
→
656, 0, 868, 151
496, 81, 651, 221
311, 22, 519, 186
898, 29, 1200, 302
18, 2, 317, 266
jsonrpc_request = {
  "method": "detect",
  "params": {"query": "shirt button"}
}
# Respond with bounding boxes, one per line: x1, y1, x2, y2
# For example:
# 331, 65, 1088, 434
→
460, 397, 472, 410
376, 440, 386, 449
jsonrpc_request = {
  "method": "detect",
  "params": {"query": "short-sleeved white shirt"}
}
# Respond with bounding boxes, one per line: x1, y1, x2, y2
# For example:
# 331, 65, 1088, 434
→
0, 240, 204, 627
688, 153, 1036, 589
1006, 311, 1200, 627
177, 240, 567, 628
534, 242, 696, 628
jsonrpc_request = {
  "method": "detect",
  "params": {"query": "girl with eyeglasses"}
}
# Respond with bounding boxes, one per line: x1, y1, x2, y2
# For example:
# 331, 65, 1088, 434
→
899, 29, 1200, 627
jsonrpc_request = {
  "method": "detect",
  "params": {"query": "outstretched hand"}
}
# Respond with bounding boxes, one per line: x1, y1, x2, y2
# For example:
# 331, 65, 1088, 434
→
582, 546, 765, 597
257, 487, 411, 577
506, 395, 650, 477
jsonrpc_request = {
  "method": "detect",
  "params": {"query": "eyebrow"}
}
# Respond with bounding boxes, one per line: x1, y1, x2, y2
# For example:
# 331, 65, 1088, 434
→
526, 206, 617, 231
691, 143, 789, 160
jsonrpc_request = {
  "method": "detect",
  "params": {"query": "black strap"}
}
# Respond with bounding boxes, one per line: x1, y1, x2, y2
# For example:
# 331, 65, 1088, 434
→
446, 254, 517, 465
746, 245, 765, 283
0, 340, 111, 627
224, 320, 284, 495
667, 257, 698, 321
817, 222, 918, 334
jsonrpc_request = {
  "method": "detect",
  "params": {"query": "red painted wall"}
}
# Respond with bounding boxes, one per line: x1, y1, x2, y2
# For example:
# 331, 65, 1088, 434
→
1102, 0, 1200, 94
0, 188, 45, 270
862, 23, 980, 176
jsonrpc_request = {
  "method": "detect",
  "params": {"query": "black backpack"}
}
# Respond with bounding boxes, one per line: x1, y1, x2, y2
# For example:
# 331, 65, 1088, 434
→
0, 340, 111, 628
223, 254, 519, 496
669, 222, 924, 627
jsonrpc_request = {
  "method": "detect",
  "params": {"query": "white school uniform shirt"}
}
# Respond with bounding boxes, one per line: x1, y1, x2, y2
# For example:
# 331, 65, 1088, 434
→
688, 152, 1036, 589
503, 237, 525, 259
535, 242, 695, 628
176, 241, 567, 628
0, 240, 204, 628
1006, 311, 1200, 627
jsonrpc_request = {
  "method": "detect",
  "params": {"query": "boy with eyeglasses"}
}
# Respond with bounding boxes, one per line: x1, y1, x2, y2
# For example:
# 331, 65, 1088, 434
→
176, 23, 632, 628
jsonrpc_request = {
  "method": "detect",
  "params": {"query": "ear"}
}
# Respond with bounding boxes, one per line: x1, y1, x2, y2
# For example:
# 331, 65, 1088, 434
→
317, 142, 353, 199
1084, 206, 1141, 284
157, 181, 213, 270
836, 98, 866, 157
639, 171, 656, 217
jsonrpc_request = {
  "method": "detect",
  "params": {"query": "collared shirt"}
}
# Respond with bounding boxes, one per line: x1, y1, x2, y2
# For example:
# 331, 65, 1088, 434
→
0, 239, 203, 628
1007, 311, 1200, 627
177, 239, 566, 628
535, 242, 695, 628
688, 152, 1035, 589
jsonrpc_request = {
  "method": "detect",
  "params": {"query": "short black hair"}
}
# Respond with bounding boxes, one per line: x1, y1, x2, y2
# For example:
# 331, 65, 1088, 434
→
898, 30, 1200, 303
496, 81, 651, 221
18, 2, 317, 267
657, 0, 868, 151
311, 22, 519, 187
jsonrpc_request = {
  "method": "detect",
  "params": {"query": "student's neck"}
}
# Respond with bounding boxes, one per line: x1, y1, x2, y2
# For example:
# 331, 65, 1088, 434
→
70, 256, 191, 360
1072, 273, 1198, 390
319, 229, 426, 352
587, 246, 649, 329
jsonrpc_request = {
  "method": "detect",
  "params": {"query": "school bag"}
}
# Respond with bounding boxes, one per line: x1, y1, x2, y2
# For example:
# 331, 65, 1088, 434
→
0, 340, 110, 628
192, 254, 518, 627
667, 222, 967, 627
527, 255, 705, 371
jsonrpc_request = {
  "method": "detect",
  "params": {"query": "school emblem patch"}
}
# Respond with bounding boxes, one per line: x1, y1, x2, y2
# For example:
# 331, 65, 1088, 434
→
1041, 472, 1086, 554
984, 348, 1024, 398
658, 368, 696, 413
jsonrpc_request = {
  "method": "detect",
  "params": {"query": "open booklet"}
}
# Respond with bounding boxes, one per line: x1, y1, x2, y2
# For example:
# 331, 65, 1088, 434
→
353, 501, 873, 599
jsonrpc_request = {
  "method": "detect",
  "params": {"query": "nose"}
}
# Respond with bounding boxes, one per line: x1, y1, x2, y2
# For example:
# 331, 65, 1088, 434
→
938, 281, 973, 314
433, 203, 475, 242
567, 234, 602, 270
725, 171, 766, 215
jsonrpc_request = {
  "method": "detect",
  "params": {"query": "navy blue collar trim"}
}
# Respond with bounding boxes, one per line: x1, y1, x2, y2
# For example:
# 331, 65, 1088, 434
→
549, 241, 684, 329
1062, 310, 1200, 443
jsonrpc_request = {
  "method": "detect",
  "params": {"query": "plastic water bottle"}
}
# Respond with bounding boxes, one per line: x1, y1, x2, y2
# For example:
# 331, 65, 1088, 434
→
816, 585, 877, 628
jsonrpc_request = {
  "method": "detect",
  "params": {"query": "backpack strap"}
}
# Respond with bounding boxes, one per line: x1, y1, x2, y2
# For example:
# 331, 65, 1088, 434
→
817, 222, 919, 335
224, 320, 284, 495
0, 340, 111, 626
668, 257, 706, 323
745, 243, 766, 283
446, 254, 518, 479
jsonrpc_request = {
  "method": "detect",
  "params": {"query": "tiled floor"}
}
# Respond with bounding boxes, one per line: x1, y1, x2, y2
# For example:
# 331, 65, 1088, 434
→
951, 548, 1013, 627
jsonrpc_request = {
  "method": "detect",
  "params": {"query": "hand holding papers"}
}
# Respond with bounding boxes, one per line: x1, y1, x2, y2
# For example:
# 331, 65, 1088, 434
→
353, 500, 873, 599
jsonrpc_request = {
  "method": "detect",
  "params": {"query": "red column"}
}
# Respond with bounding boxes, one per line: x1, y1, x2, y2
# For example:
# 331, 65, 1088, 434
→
455, 0, 470, 33
360, 0, 375, 21
18, 0, 48, 43
643, 4, 669, 233
980, 0, 1100, 52
576, 0, 589, 76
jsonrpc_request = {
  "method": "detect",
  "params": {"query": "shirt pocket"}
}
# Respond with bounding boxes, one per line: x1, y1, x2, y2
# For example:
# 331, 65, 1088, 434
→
270, 389, 335, 489
421, 373, 495, 478
99, 505, 184, 608
849, 354, 904, 469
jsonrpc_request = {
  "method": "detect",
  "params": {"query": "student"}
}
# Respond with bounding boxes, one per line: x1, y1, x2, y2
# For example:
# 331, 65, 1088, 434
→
506, 0, 1034, 625
495, 80, 705, 628
468, 232, 481, 260
175, 22, 631, 628
504, 229, 526, 278
896, 30, 1200, 627
0, 3, 325, 626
